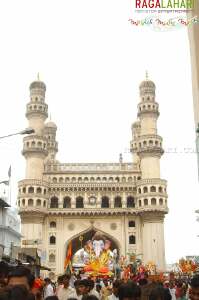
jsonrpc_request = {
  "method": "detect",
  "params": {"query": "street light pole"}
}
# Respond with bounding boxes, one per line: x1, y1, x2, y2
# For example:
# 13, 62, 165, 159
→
196, 123, 199, 181
0, 128, 35, 140
0, 127, 35, 205
0, 180, 9, 185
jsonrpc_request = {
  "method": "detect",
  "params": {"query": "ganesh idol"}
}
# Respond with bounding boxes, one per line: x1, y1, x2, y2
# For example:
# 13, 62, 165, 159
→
83, 232, 114, 276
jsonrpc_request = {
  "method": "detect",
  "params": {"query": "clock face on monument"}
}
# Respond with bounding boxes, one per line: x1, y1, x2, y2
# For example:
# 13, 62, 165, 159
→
89, 196, 96, 205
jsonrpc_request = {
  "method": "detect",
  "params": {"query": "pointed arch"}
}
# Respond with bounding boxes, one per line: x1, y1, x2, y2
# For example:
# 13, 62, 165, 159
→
64, 226, 121, 260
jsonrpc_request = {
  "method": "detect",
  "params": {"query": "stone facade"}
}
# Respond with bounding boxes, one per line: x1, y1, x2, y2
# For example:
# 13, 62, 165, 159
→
0, 199, 21, 256
17, 76, 168, 276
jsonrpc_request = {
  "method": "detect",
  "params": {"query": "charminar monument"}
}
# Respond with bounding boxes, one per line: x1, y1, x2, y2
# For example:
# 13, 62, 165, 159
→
17, 75, 168, 277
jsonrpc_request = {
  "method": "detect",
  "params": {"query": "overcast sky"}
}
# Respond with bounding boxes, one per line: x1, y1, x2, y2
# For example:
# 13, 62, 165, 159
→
0, 0, 198, 264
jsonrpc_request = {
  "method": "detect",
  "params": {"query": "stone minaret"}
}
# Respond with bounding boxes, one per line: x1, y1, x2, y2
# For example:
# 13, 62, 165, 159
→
23, 78, 48, 179
137, 74, 163, 179
18, 78, 49, 247
44, 121, 58, 162
131, 75, 168, 270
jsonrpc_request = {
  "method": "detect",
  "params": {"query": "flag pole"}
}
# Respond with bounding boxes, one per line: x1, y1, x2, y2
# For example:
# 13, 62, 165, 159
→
9, 176, 11, 206
8, 166, 11, 206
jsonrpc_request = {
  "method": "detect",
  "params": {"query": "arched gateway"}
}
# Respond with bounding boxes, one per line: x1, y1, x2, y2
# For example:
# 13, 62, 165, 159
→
64, 227, 121, 276
65, 227, 120, 257
18, 77, 168, 276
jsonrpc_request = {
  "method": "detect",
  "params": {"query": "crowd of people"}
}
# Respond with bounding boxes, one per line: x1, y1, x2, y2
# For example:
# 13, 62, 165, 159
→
1, 261, 199, 300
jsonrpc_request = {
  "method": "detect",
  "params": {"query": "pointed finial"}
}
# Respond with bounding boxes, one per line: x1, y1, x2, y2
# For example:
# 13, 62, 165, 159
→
145, 70, 149, 80
37, 72, 40, 81
119, 153, 123, 163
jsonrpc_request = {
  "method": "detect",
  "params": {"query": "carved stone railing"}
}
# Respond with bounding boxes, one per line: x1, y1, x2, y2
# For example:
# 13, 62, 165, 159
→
18, 179, 49, 187
136, 178, 167, 185
44, 162, 139, 173
47, 206, 168, 216
48, 182, 137, 188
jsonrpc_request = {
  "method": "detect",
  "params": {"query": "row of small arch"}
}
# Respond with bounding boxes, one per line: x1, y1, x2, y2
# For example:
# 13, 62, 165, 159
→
18, 196, 136, 209
49, 176, 141, 184
24, 140, 47, 149
47, 142, 57, 148
18, 198, 47, 207
18, 185, 138, 195
141, 96, 155, 102
30, 96, 44, 103
138, 103, 158, 112
47, 135, 55, 140
18, 197, 167, 208
19, 186, 47, 195
137, 186, 166, 194
138, 198, 166, 206
27, 103, 47, 112
132, 139, 162, 149
49, 196, 135, 208
19, 184, 165, 195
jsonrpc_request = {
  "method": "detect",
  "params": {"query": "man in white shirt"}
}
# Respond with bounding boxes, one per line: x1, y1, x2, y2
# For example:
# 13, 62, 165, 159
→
57, 274, 76, 300
88, 279, 100, 299
169, 282, 176, 300
43, 278, 55, 299
78, 279, 91, 298
108, 280, 121, 300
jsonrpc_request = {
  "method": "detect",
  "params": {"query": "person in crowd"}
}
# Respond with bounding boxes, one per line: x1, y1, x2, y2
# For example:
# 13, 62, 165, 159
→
56, 275, 64, 296
149, 286, 172, 300
138, 279, 148, 287
82, 295, 99, 300
70, 274, 77, 288
43, 278, 55, 299
139, 279, 158, 300
78, 279, 91, 298
57, 274, 76, 300
108, 280, 121, 300
0, 285, 35, 300
101, 280, 112, 300
31, 277, 44, 300
74, 279, 83, 300
175, 281, 188, 300
0, 262, 10, 292
189, 276, 199, 300
169, 282, 176, 300
175, 282, 184, 300
118, 281, 141, 300
96, 284, 102, 296
88, 280, 100, 299
7, 266, 35, 291
164, 281, 170, 289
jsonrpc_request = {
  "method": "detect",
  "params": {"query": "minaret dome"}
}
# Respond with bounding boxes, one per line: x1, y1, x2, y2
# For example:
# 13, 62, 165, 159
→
139, 73, 156, 97
45, 121, 57, 130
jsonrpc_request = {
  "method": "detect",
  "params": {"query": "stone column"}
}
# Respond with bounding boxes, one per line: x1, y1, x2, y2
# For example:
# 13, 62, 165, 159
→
141, 213, 165, 271
71, 192, 75, 208
122, 192, 126, 208
58, 191, 62, 208
110, 193, 114, 208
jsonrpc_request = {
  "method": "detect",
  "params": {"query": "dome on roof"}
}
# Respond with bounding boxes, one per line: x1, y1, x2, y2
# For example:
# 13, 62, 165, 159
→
139, 79, 155, 89
45, 121, 57, 129
29, 80, 46, 91
132, 121, 140, 128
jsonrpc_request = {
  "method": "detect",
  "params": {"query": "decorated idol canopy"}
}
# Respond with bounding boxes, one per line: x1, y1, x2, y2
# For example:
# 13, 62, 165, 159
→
72, 231, 118, 276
